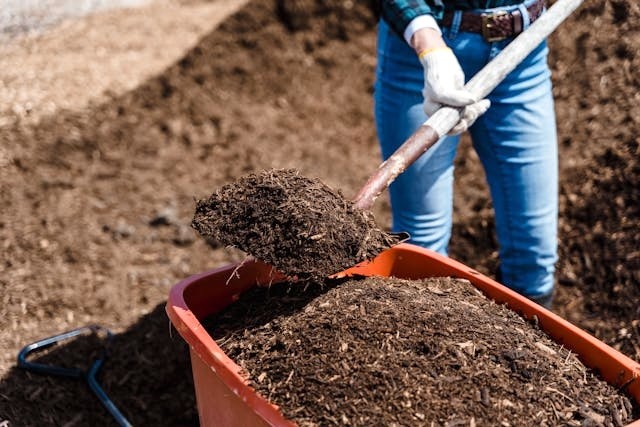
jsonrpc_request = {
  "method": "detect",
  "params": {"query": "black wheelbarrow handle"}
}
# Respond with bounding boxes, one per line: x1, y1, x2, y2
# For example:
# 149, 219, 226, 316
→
17, 325, 133, 427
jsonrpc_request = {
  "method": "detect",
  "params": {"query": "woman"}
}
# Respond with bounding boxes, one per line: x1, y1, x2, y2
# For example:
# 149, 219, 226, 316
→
375, 0, 556, 307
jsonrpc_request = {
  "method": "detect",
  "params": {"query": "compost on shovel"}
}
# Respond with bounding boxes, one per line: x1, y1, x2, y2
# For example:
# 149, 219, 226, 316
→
192, 168, 401, 279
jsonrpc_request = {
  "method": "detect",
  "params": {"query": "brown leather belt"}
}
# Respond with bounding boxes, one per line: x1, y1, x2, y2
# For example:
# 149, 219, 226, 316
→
441, 0, 546, 42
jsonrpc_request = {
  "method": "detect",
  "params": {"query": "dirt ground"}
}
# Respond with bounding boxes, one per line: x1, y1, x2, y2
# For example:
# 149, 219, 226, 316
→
0, 0, 638, 425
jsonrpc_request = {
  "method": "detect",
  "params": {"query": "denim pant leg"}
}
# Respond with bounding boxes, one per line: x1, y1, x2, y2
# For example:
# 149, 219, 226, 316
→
468, 41, 558, 298
374, 19, 460, 255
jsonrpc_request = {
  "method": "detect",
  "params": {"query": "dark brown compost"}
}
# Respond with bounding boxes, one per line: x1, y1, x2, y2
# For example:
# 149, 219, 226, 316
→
192, 169, 400, 279
207, 276, 637, 426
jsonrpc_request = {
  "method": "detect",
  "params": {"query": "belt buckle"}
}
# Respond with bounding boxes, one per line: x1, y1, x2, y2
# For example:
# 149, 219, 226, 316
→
481, 10, 509, 42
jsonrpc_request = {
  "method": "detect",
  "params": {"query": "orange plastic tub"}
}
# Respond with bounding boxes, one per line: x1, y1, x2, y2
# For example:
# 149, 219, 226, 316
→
166, 243, 640, 426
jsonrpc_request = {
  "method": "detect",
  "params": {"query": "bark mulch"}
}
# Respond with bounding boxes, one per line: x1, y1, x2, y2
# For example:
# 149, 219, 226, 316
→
192, 169, 401, 279
207, 276, 637, 426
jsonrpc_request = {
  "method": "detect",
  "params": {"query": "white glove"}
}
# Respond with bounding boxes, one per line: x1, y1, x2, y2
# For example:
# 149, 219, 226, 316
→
419, 47, 491, 135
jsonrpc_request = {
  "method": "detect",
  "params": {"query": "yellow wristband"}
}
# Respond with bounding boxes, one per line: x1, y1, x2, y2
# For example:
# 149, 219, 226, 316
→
417, 47, 451, 60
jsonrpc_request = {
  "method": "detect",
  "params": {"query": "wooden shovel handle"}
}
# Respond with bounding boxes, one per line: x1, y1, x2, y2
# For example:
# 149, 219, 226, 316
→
353, 124, 441, 210
353, 0, 584, 211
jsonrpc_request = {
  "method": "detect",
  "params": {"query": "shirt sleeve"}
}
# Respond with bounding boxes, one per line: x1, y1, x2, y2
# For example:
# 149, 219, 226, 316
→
403, 15, 441, 45
380, 0, 445, 42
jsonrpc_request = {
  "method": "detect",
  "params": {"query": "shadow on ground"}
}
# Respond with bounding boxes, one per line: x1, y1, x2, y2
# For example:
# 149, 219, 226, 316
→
0, 303, 197, 427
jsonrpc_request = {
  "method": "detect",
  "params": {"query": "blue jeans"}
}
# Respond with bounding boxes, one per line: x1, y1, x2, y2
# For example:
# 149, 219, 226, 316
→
373, 6, 558, 299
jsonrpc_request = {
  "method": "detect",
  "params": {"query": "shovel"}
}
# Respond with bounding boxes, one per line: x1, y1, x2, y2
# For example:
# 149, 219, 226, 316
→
193, 0, 583, 279
353, 0, 584, 210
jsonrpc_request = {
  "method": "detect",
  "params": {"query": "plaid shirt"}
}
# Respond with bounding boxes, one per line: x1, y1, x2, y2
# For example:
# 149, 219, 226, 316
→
381, 0, 527, 38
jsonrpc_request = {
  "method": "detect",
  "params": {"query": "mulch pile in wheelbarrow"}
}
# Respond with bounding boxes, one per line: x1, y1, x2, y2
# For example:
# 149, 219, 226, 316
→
206, 276, 637, 426
192, 169, 401, 279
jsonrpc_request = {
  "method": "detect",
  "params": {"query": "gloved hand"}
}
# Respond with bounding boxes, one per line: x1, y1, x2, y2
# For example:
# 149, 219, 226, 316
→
419, 47, 491, 135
